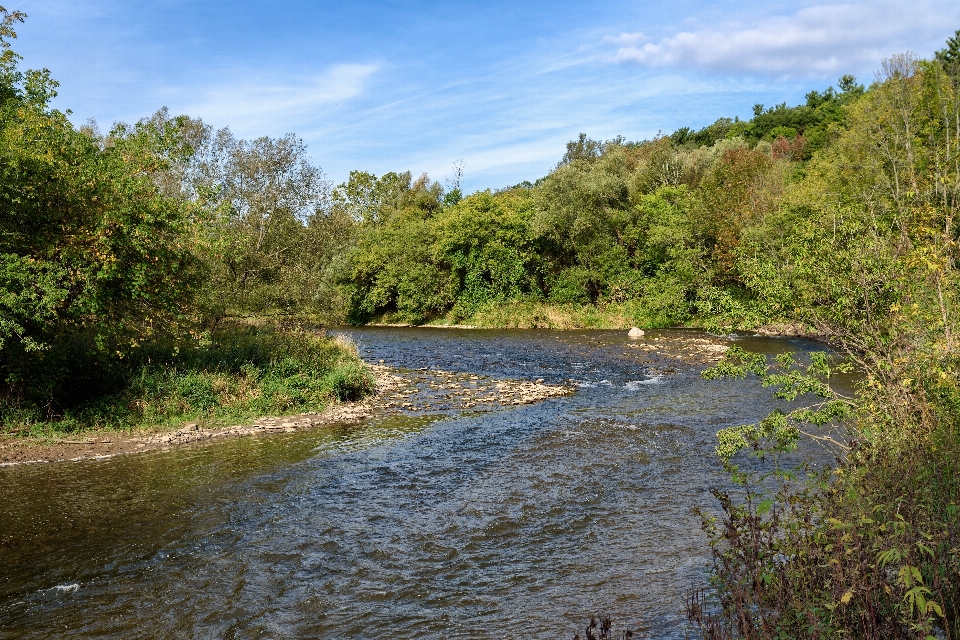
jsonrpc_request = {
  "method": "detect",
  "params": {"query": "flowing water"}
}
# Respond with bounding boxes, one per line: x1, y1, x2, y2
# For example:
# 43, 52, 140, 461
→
0, 329, 836, 639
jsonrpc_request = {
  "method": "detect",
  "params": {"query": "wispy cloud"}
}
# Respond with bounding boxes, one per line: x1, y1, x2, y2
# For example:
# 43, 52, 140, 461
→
606, 1, 960, 77
177, 63, 380, 132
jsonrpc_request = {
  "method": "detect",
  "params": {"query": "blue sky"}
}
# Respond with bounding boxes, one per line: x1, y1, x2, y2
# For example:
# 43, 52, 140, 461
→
9, 0, 960, 192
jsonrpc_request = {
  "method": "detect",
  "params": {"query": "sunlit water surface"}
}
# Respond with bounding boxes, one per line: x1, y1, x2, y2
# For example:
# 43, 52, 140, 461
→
0, 329, 833, 639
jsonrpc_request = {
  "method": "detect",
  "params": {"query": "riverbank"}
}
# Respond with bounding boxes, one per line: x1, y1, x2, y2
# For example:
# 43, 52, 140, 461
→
0, 325, 807, 467
0, 363, 573, 466
0, 325, 374, 442
0, 325, 752, 465
366, 301, 823, 340
363, 302, 639, 330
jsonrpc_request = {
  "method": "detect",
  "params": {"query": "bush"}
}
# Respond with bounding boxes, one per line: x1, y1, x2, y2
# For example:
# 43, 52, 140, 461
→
690, 350, 960, 639
323, 361, 374, 402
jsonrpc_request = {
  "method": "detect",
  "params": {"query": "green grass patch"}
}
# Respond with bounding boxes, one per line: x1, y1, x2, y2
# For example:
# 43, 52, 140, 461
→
0, 325, 374, 437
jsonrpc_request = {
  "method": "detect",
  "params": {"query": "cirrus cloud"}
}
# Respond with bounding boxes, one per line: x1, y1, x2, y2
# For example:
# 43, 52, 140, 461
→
175, 62, 381, 136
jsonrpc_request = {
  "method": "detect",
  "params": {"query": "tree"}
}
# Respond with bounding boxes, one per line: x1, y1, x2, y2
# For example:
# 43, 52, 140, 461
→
936, 28, 960, 69
691, 55, 960, 640
443, 159, 464, 206
0, 7, 204, 403
559, 133, 603, 165
698, 147, 784, 279
837, 73, 863, 95
187, 129, 331, 316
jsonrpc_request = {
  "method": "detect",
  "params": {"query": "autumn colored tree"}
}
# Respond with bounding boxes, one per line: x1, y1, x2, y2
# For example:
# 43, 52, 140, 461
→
698, 148, 784, 280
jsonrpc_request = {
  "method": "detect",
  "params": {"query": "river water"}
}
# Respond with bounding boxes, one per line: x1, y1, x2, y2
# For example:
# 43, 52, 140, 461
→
0, 329, 831, 639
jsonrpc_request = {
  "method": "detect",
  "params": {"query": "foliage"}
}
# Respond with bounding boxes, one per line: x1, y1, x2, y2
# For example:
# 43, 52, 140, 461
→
1, 324, 373, 434
0, 10, 372, 428
691, 348, 960, 639
337, 172, 453, 324
937, 29, 960, 69
672, 78, 863, 157
433, 190, 540, 319
0, 9, 205, 408
338, 136, 781, 327
689, 45, 960, 639
334, 70, 876, 329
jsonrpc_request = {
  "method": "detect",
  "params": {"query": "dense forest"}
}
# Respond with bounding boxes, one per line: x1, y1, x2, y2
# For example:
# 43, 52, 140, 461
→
1, 3, 960, 636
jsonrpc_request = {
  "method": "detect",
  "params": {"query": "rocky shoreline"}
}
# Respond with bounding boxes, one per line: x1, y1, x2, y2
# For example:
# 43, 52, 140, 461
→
0, 327, 824, 468
0, 364, 573, 467
625, 333, 730, 365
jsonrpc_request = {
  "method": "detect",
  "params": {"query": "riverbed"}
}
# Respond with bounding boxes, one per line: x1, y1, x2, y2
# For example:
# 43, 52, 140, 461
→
0, 328, 831, 639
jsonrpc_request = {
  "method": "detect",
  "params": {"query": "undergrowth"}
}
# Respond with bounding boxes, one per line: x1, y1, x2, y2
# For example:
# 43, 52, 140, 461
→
0, 325, 374, 436
688, 349, 960, 639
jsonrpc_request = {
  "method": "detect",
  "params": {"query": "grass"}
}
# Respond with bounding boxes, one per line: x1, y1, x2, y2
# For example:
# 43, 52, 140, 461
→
379, 298, 731, 331
0, 324, 374, 437
423, 301, 642, 330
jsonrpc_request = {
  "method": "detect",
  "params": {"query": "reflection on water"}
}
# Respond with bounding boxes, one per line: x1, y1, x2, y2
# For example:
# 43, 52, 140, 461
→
0, 329, 833, 639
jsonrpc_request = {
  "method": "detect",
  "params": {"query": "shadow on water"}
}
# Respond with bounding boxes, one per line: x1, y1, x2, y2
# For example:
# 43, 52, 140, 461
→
0, 329, 835, 639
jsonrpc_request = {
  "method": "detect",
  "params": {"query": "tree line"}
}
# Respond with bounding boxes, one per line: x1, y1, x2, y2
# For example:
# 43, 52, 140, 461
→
1, 2, 956, 409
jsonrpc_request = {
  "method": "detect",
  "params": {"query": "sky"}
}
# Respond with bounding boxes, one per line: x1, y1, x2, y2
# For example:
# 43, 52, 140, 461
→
8, 0, 960, 193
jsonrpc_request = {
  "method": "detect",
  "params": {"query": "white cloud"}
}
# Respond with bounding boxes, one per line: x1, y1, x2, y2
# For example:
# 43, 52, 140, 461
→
178, 63, 380, 131
607, 1, 960, 76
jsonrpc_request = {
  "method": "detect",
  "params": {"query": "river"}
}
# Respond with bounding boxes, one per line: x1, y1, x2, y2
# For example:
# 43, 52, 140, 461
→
0, 328, 832, 639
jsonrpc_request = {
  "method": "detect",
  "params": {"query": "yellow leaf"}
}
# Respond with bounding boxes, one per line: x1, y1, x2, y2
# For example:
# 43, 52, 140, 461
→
841, 590, 853, 604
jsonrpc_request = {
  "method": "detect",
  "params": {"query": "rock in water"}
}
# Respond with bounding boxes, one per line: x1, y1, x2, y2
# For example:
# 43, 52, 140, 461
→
628, 327, 645, 338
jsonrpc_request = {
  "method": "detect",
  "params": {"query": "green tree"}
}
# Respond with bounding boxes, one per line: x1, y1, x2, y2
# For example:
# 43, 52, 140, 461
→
936, 28, 960, 69
559, 133, 603, 165
337, 173, 448, 323
433, 189, 539, 318
187, 129, 331, 317
691, 54, 960, 639
0, 8, 204, 404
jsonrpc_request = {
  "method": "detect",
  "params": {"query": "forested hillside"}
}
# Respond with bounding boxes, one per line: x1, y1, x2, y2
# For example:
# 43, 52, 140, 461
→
333, 73, 872, 328
0, 29, 928, 342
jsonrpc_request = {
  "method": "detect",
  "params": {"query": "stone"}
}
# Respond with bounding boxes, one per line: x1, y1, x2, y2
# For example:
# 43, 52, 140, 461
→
628, 327, 645, 338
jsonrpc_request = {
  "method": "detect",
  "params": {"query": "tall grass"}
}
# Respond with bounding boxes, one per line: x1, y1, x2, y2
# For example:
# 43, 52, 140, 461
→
0, 325, 374, 436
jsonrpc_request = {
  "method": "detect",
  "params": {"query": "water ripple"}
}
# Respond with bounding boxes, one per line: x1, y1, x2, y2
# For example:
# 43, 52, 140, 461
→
0, 328, 827, 639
